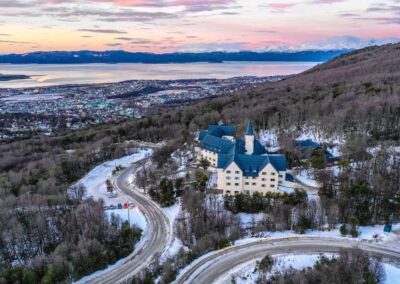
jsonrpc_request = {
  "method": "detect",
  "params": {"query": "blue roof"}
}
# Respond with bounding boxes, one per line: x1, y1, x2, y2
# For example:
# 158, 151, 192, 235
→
207, 125, 235, 138
285, 173, 294, 182
199, 123, 287, 176
269, 155, 287, 172
222, 153, 287, 177
245, 121, 254, 136
237, 138, 267, 155
233, 154, 270, 177
198, 130, 208, 141
201, 135, 234, 154
295, 139, 321, 149
254, 140, 267, 155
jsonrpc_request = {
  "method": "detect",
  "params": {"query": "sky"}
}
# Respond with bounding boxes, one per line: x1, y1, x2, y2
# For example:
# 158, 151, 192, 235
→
0, 0, 399, 54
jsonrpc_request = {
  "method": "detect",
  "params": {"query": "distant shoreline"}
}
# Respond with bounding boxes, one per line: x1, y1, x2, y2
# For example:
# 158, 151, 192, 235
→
0, 74, 31, 81
0, 50, 349, 65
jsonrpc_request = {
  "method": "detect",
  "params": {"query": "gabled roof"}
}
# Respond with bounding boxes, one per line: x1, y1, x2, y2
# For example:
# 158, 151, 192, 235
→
268, 155, 287, 172
207, 125, 235, 138
200, 135, 234, 154
221, 153, 287, 177
199, 122, 287, 176
253, 139, 267, 155
295, 139, 320, 149
233, 154, 271, 177
237, 138, 267, 155
245, 120, 254, 136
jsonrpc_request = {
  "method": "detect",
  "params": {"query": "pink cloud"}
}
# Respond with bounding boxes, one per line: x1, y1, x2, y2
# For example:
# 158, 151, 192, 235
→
268, 3, 296, 9
93, 0, 234, 8
267, 3, 297, 12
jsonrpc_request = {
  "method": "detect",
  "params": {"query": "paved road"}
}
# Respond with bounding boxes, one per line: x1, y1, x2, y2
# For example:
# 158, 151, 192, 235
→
176, 237, 400, 284
84, 158, 171, 284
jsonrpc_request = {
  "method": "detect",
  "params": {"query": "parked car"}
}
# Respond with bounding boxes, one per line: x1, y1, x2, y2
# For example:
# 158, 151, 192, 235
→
124, 203, 129, 209
103, 206, 109, 210
117, 203, 123, 209
109, 204, 115, 209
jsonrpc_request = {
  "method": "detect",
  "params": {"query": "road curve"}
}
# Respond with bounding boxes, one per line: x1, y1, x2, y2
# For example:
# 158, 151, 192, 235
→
176, 237, 400, 284
85, 158, 171, 284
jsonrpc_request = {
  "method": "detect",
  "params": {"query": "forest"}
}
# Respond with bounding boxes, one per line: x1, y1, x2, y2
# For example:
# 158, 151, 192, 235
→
0, 43, 399, 283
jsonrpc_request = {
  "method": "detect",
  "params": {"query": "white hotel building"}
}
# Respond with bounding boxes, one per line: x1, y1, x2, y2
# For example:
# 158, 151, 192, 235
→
197, 121, 293, 195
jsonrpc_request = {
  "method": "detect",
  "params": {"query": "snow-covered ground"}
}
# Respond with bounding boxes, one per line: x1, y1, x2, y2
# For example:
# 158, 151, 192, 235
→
259, 129, 280, 152
207, 172, 218, 189
293, 169, 320, 188
74, 150, 154, 283
161, 201, 187, 262
215, 254, 332, 284
106, 208, 147, 231
75, 148, 152, 205
235, 223, 400, 247
74, 148, 187, 282
296, 127, 346, 145
215, 253, 400, 284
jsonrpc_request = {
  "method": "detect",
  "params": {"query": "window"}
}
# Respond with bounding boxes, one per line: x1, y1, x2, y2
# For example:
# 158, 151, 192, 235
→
262, 178, 266, 181
261, 184, 266, 188
235, 171, 240, 174
235, 183, 239, 186
271, 178, 275, 182
227, 170, 231, 174
226, 177, 231, 180
245, 182, 249, 185
262, 172, 266, 175
271, 184, 275, 188
252, 177, 256, 180
235, 177, 240, 180
226, 190, 231, 195
252, 182, 256, 186
271, 172, 276, 176
279, 174, 283, 178
226, 182, 231, 186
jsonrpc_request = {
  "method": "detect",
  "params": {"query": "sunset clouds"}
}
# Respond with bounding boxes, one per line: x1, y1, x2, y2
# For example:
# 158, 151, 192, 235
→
0, 0, 399, 54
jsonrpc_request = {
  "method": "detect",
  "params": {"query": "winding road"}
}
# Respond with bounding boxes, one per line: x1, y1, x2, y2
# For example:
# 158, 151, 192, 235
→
81, 150, 399, 284
84, 157, 172, 284
176, 237, 400, 284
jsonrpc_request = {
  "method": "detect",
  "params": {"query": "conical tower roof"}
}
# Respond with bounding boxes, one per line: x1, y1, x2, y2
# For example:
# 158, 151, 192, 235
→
245, 120, 254, 136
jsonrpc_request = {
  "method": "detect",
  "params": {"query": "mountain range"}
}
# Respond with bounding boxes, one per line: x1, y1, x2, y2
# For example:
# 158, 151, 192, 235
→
0, 50, 350, 64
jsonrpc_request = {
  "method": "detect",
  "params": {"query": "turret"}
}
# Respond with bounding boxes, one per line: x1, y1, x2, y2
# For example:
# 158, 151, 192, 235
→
245, 120, 254, 155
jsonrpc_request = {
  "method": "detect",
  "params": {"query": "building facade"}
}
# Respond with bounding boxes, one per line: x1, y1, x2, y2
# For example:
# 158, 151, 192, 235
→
197, 121, 291, 195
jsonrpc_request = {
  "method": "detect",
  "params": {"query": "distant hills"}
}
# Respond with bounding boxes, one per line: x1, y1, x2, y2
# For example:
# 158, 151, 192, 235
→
0, 50, 350, 64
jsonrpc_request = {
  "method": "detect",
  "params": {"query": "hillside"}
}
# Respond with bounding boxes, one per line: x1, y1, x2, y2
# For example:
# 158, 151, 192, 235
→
215, 43, 400, 140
